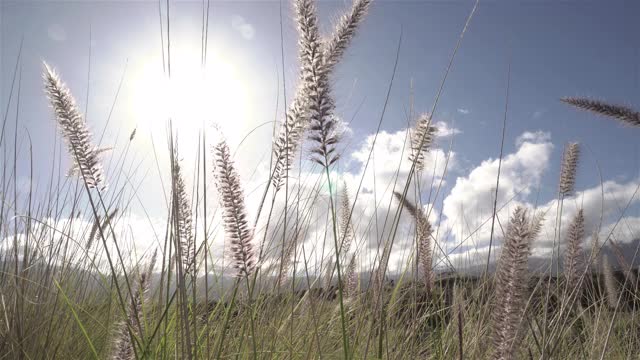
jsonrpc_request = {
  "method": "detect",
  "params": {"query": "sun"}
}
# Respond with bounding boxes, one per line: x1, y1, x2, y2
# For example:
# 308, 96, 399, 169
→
130, 54, 250, 137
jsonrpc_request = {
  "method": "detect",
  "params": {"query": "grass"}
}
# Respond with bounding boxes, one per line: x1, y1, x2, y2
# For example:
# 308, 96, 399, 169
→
2, 0, 640, 359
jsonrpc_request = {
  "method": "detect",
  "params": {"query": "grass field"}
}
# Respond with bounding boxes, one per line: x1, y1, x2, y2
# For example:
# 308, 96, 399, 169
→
1, 0, 640, 359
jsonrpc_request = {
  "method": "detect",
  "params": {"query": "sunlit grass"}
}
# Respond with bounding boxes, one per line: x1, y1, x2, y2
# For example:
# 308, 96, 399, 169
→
1, 0, 640, 359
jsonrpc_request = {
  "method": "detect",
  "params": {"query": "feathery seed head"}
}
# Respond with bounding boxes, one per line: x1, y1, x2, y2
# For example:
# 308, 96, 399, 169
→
295, 0, 322, 74
408, 113, 438, 172
492, 206, 536, 360
609, 239, 638, 286
559, 142, 580, 196
43, 62, 106, 190
345, 254, 357, 299
147, 248, 158, 277
87, 208, 119, 249
324, 258, 334, 288
87, 215, 102, 249
110, 252, 155, 360
339, 183, 354, 258
602, 255, 619, 309
66, 147, 113, 177
212, 137, 256, 278
295, 0, 340, 168
271, 0, 371, 184
322, 0, 372, 69
374, 241, 391, 299
171, 151, 195, 275
564, 209, 585, 288
277, 235, 297, 288
111, 330, 135, 360
393, 191, 434, 291
528, 211, 545, 242
561, 97, 640, 127
272, 92, 309, 191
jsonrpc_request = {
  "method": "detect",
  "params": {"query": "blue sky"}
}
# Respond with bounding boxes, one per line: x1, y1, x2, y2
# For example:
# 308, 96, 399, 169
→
3, 0, 640, 271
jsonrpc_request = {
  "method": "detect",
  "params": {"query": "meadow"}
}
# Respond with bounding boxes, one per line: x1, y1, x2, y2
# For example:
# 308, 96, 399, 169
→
1, 0, 640, 359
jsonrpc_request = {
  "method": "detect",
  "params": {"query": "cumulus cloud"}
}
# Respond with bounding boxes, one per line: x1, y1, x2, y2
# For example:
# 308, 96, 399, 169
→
333, 115, 353, 139
243, 124, 456, 275
457, 108, 470, 115
442, 131, 553, 247
515, 130, 550, 147
0, 208, 243, 277
335, 127, 454, 268
522, 179, 640, 272
12, 124, 640, 278
433, 121, 461, 137
0, 214, 163, 271
436, 128, 640, 273
534, 180, 640, 250
236, 139, 640, 276
231, 15, 255, 40
348, 128, 455, 202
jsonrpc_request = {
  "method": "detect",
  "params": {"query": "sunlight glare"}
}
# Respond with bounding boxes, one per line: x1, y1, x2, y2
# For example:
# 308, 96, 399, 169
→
131, 54, 250, 137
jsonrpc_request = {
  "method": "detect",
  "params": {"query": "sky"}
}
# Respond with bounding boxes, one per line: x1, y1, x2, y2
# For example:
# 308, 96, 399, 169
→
2, 0, 640, 274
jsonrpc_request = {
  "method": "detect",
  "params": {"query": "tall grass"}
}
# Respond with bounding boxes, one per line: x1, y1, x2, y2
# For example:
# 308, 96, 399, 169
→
2, 0, 640, 359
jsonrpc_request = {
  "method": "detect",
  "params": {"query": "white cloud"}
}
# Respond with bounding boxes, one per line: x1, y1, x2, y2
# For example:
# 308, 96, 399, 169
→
0, 208, 246, 277
349, 128, 455, 202
457, 108, 470, 115
338, 128, 454, 269
14, 116, 640, 278
515, 130, 550, 147
0, 214, 164, 271
441, 131, 553, 253
334, 116, 353, 139
433, 121, 461, 137
231, 15, 255, 40
47, 24, 66, 42
534, 180, 640, 250
435, 127, 640, 273
243, 125, 456, 275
